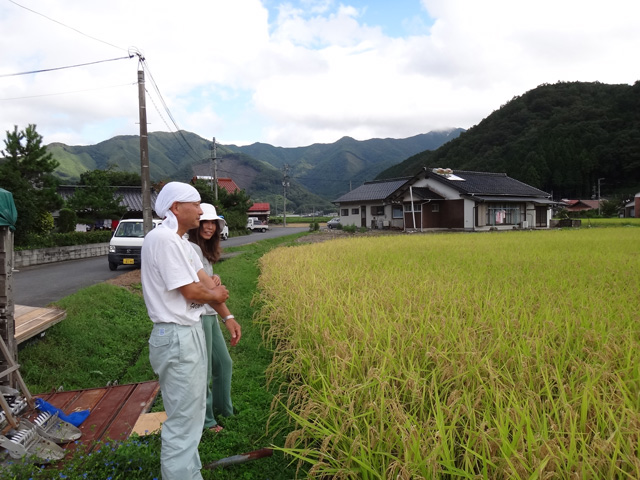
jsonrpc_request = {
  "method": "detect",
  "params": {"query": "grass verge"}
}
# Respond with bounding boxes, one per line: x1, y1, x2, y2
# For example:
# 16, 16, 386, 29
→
2, 233, 308, 480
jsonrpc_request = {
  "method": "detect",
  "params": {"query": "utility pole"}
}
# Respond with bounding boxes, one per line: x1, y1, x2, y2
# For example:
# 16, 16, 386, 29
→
138, 67, 152, 234
282, 164, 290, 227
210, 137, 218, 200
598, 177, 605, 216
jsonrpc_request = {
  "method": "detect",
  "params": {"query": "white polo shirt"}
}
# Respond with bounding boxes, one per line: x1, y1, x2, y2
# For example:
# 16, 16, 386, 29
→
141, 224, 205, 326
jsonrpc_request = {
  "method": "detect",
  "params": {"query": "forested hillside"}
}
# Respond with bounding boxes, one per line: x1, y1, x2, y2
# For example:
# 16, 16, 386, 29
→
226, 130, 462, 200
378, 81, 640, 199
44, 130, 460, 212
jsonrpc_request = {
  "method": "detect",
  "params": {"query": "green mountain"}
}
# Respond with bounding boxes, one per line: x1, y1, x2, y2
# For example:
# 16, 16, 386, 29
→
377, 81, 640, 200
46, 130, 462, 213
226, 131, 463, 200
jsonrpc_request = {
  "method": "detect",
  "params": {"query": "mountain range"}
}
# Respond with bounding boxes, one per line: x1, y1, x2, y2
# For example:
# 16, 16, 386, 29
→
46, 129, 462, 213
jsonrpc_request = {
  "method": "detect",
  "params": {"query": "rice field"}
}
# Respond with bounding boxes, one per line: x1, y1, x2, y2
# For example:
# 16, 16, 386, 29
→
256, 228, 640, 479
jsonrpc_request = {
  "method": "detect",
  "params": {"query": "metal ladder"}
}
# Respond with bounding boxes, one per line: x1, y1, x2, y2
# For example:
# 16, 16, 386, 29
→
0, 335, 81, 463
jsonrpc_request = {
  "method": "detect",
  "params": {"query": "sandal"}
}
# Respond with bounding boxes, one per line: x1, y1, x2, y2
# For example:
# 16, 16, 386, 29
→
209, 425, 224, 433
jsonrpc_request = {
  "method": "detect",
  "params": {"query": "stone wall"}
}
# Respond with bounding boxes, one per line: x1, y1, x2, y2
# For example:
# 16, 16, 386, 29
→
14, 243, 109, 268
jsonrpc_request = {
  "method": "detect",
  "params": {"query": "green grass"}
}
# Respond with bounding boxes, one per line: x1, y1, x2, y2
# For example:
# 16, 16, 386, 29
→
3, 233, 308, 480
576, 217, 640, 228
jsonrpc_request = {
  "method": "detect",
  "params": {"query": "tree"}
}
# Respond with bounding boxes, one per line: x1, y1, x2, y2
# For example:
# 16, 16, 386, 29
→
192, 179, 252, 231
0, 124, 63, 244
66, 167, 128, 226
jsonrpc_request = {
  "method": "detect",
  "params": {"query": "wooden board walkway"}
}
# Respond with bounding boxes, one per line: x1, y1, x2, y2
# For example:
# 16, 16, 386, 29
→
14, 304, 66, 344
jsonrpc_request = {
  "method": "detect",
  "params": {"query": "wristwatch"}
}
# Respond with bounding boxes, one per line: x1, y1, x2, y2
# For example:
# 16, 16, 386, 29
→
221, 314, 235, 324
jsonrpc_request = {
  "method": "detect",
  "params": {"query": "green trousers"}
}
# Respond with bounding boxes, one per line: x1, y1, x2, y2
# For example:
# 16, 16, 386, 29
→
201, 314, 234, 428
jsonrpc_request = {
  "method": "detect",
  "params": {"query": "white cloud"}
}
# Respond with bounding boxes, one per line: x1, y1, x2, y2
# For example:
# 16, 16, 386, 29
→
1, 0, 639, 149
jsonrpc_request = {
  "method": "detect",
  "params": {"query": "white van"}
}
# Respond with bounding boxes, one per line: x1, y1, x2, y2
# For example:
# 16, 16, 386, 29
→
108, 218, 161, 271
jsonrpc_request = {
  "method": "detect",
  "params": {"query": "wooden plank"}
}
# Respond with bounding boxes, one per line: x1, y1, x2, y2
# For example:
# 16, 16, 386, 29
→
14, 304, 66, 344
132, 411, 167, 436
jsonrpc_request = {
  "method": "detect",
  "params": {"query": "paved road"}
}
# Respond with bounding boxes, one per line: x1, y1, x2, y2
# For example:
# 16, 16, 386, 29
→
12, 226, 307, 307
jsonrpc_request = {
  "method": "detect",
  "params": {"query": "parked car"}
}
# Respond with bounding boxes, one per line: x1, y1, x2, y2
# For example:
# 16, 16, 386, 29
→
326, 217, 341, 229
108, 218, 161, 271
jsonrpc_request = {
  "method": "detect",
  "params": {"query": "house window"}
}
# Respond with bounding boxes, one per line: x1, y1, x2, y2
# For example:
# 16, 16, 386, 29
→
341, 208, 348, 216
351, 208, 359, 215
486, 204, 520, 225
432, 203, 440, 213
404, 203, 422, 212
371, 205, 384, 216
392, 205, 403, 219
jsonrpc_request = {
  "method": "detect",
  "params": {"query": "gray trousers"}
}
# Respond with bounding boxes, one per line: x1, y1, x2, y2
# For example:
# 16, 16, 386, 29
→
149, 322, 207, 480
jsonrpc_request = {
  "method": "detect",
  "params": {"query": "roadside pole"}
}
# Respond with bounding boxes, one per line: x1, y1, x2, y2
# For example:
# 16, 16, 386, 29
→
0, 205, 17, 388
138, 65, 153, 235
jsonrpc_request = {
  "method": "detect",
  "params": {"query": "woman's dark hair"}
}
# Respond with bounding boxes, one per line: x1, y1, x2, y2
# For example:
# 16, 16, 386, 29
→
187, 220, 222, 263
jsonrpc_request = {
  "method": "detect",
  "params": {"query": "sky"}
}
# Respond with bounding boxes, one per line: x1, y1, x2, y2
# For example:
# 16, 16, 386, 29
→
0, 0, 639, 149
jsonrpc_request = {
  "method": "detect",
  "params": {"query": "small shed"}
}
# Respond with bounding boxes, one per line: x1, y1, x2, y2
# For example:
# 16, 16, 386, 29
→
248, 202, 271, 223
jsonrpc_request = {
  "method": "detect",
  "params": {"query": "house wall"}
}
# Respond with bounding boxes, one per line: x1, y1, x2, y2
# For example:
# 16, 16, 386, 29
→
339, 204, 363, 228
422, 202, 441, 228
338, 202, 399, 229
474, 202, 551, 230
401, 176, 471, 229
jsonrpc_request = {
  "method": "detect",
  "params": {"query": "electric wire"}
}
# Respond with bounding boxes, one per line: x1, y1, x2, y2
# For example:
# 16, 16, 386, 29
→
144, 86, 202, 163
0, 82, 134, 102
0, 56, 134, 78
8, 0, 129, 52
140, 58, 202, 161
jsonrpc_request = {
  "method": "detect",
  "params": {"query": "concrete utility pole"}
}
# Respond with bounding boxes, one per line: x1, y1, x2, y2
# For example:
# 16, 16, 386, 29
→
212, 138, 218, 201
138, 67, 152, 234
598, 177, 605, 216
282, 164, 290, 227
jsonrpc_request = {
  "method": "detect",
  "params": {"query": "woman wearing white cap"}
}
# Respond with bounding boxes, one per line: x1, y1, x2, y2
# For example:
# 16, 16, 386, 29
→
188, 203, 238, 432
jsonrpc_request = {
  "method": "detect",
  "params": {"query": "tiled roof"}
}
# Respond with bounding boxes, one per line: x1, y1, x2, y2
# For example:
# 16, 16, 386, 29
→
217, 178, 240, 194
192, 171, 240, 194
409, 187, 445, 201
427, 170, 550, 197
562, 199, 601, 210
334, 178, 411, 203
249, 203, 270, 212
57, 185, 159, 212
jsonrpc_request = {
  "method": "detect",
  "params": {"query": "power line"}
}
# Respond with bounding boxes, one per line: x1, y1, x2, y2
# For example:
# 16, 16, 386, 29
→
0, 82, 134, 102
144, 86, 202, 163
0, 56, 134, 78
140, 58, 201, 161
8, 0, 128, 52
7, 1, 207, 167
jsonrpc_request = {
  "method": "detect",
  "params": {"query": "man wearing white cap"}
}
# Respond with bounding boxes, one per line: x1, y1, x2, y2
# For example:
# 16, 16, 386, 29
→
141, 182, 230, 480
